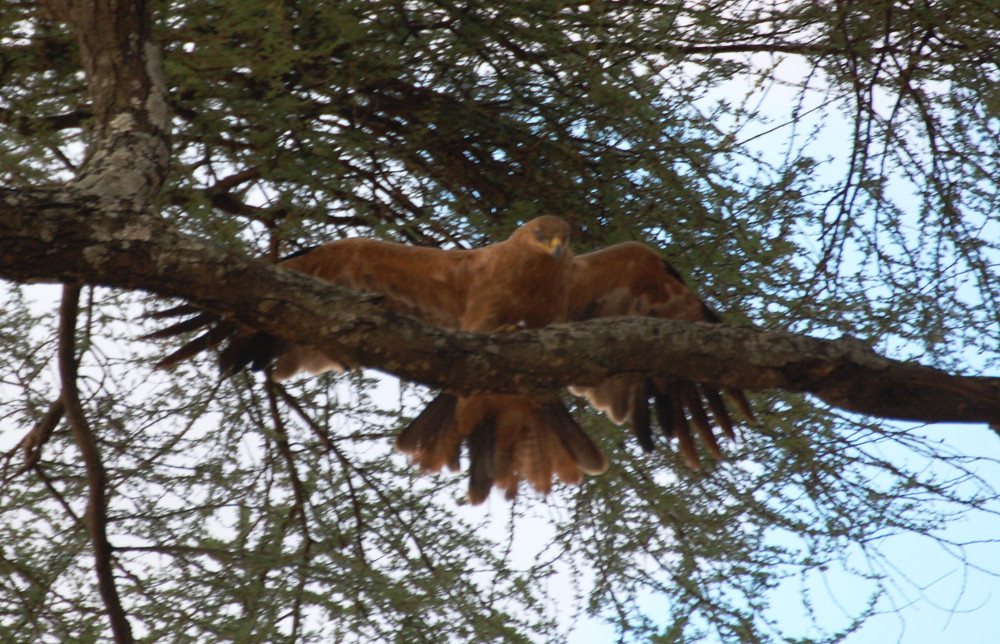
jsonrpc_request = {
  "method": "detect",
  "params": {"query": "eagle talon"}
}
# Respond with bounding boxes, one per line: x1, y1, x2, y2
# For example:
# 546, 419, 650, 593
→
494, 321, 528, 332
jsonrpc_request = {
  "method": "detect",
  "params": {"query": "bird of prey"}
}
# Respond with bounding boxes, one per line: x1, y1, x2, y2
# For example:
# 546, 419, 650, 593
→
147, 216, 752, 502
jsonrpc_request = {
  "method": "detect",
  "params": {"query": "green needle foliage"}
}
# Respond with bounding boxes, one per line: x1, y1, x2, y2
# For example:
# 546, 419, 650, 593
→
2, 1, 998, 642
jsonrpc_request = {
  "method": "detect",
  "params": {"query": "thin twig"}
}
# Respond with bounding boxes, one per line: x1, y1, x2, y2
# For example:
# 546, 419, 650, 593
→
274, 384, 440, 573
264, 380, 313, 640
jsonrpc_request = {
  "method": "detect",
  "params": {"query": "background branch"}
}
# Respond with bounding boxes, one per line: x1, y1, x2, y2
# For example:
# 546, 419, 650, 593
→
57, 284, 134, 644
21, 398, 65, 470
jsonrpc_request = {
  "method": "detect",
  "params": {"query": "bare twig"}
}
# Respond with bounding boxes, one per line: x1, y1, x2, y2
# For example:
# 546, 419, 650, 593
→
274, 385, 440, 573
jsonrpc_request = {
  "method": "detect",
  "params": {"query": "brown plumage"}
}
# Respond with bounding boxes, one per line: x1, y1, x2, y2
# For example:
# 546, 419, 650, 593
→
147, 217, 752, 502
393, 216, 608, 503
566, 242, 755, 470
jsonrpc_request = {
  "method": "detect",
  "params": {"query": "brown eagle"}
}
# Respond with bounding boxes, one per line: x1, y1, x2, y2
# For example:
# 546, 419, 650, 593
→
147, 217, 753, 502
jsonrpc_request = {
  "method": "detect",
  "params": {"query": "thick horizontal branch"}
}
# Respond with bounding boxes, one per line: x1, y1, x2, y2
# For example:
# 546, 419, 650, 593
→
2, 190, 999, 427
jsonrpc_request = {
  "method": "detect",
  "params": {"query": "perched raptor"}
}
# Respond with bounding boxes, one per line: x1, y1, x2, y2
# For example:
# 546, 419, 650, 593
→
147, 216, 753, 502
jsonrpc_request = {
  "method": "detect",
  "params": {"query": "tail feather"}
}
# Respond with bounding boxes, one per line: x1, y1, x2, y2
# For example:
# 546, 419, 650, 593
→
467, 397, 607, 502
535, 408, 599, 487
492, 438, 519, 500
513, 420, 551, 497
542, 403, 608, 475
551, 442, 585, 486
395, 393, 462, 472
398, 394, 607, 503
467, 418, 497, 504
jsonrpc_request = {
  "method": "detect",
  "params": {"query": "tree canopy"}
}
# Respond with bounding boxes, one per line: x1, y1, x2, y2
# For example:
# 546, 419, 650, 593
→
1, 1, 998, 642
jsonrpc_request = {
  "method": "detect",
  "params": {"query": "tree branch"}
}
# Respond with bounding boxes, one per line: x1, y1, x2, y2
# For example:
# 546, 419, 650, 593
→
57, 284, 135, 644
21, 398, 65, 471
1, 194, 997, 427
40, 0, 170, 206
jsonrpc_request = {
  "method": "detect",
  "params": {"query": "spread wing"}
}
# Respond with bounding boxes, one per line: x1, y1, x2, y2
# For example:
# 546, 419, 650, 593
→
147, 239, 482, 380
566, 241, 754, 470
148, 218, 752, 501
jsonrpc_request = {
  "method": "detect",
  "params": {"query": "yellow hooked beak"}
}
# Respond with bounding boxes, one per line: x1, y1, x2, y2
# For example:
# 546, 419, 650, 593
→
546, 237, 566, 258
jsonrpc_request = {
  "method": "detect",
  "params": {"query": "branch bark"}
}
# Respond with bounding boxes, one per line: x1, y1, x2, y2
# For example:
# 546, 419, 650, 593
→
19, 3, 162, 637
40, 0, 170, 206
1, 193, 998, 426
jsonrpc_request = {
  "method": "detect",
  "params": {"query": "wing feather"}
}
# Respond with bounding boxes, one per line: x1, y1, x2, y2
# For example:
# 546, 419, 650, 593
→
680, 382, 724, 460
567, 241, 752, 468
703, 386, 737, 441
630, 380, 654, 452
151, 320, 237, 370
395, 393, 462, 472
147, 238, 480, 379
282, 239, 478, 328
669, 382, 701, 471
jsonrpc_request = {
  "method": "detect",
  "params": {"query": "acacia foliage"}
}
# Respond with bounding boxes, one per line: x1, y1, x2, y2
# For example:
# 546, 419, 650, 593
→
1, 1, 998, 642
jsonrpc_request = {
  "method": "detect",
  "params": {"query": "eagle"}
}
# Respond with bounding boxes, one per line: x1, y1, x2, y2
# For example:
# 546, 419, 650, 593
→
147, 216, 753, 503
